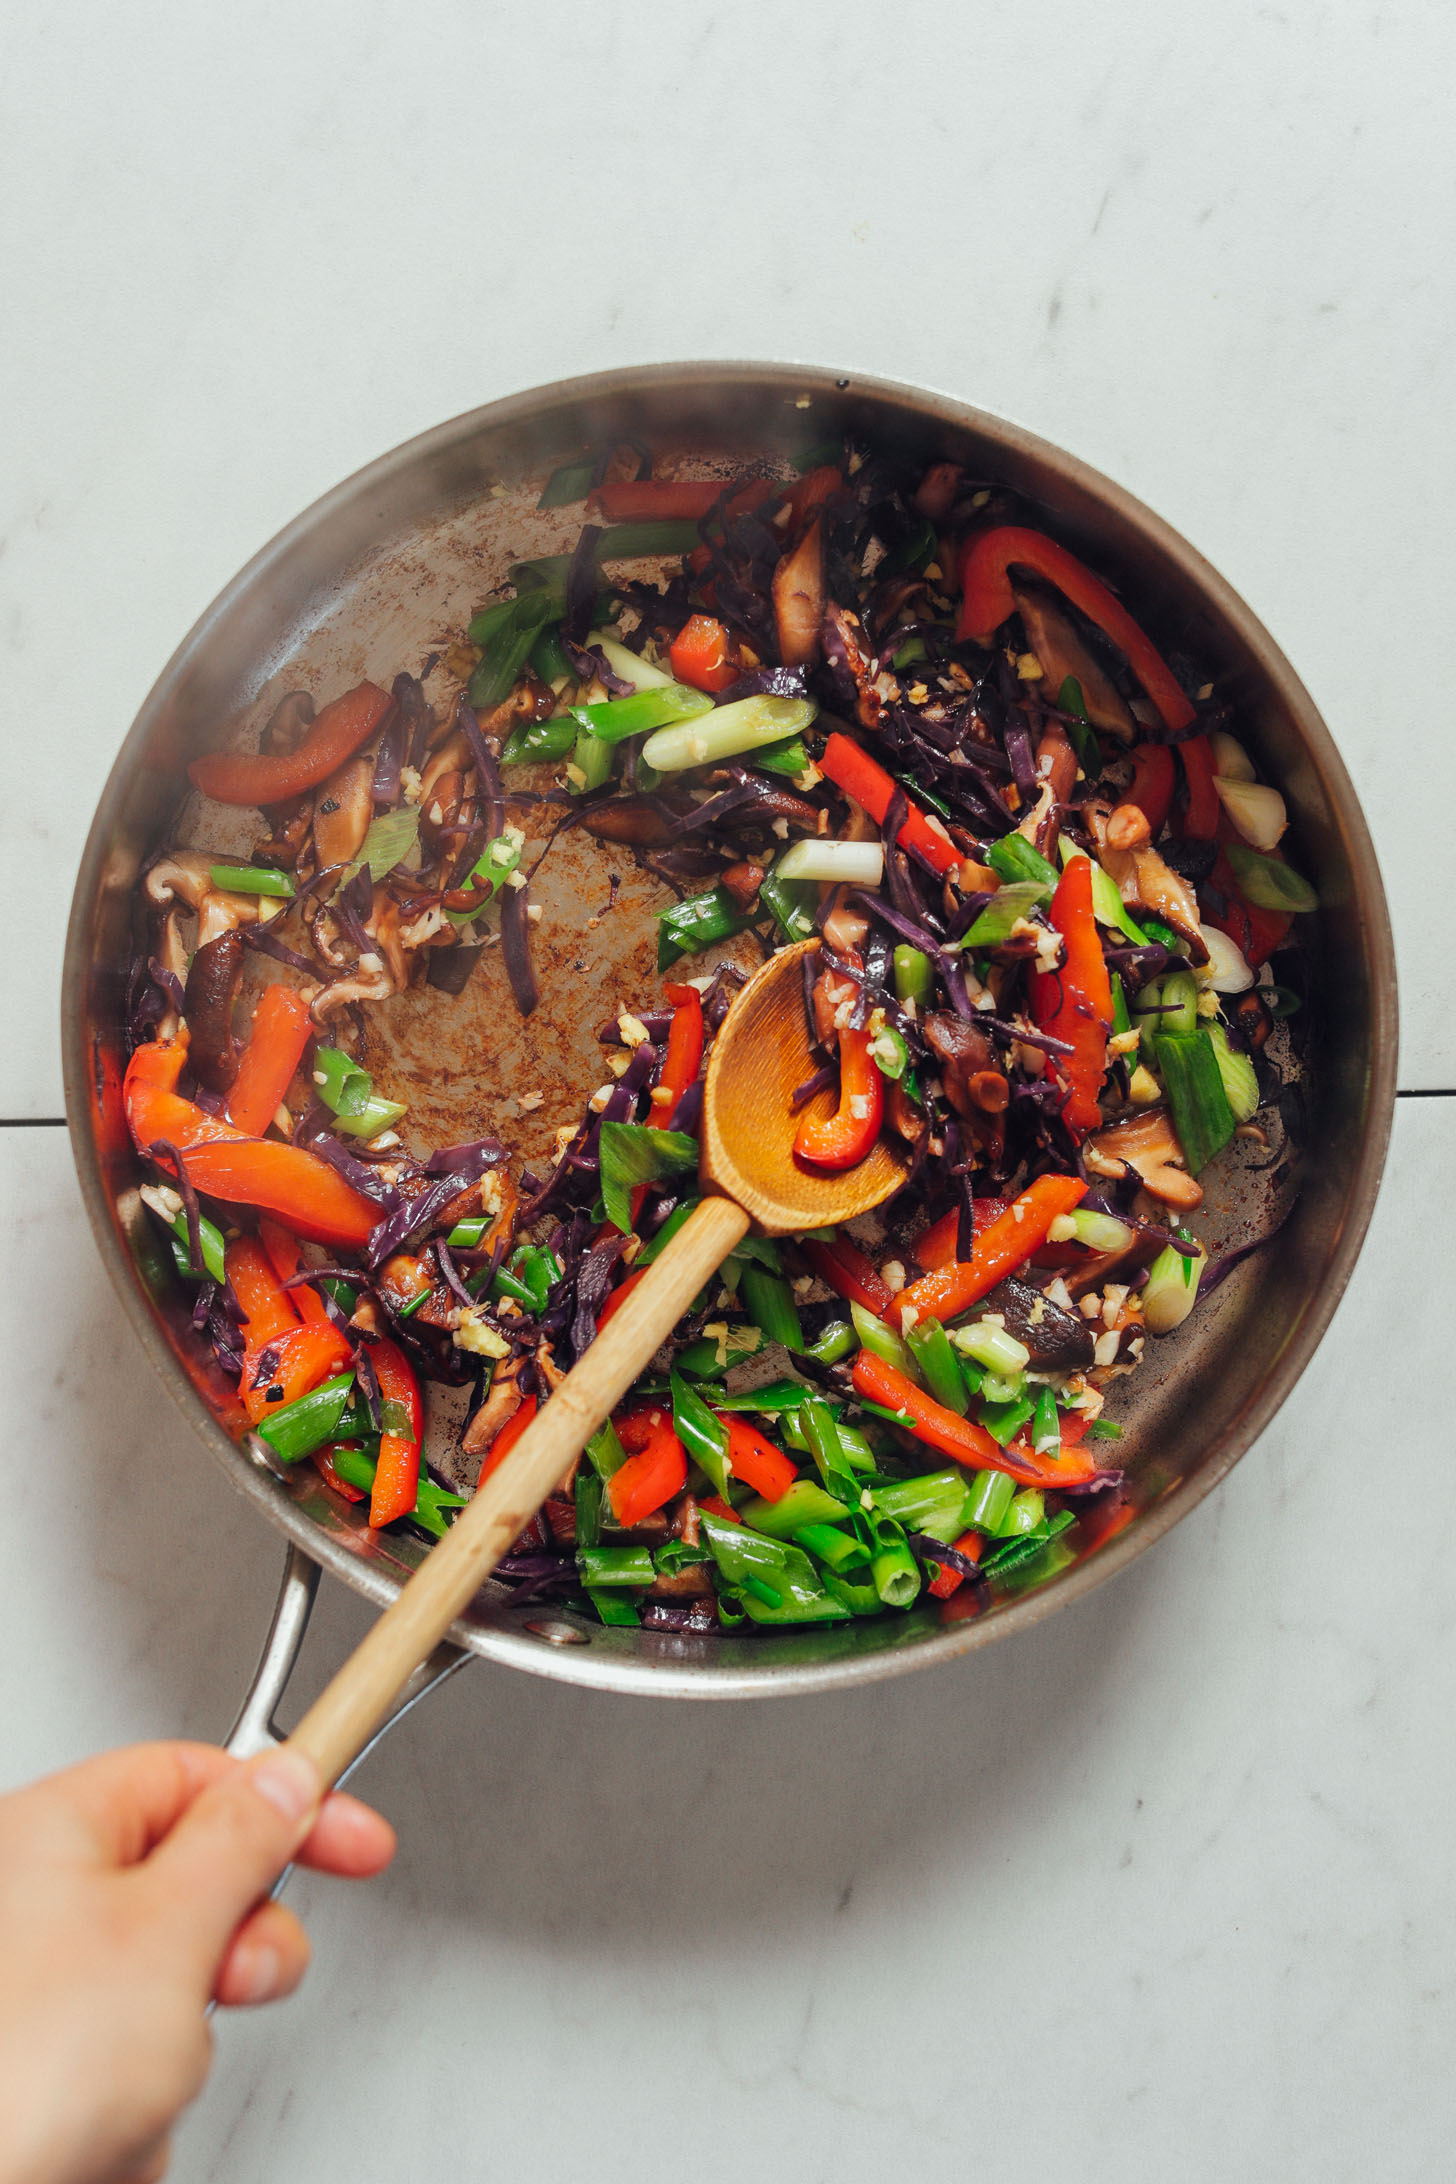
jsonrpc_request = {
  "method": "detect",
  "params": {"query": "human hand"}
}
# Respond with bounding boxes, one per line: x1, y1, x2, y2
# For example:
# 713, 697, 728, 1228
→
0, 1741, 395, 2184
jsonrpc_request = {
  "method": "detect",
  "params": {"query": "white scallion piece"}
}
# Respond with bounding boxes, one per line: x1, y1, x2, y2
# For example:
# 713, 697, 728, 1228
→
642, 694, 817, 772
1208, 731, 1255, 781
774, 838, 885, 886
1198, 923, 1256, 993
1214, 776, 1288, 851
1142, 1243, 1207, 1335
590, 634, 673, 690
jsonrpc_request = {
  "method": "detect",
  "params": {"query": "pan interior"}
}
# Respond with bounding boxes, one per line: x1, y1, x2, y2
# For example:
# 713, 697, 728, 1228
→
63, 366, 1396, 1696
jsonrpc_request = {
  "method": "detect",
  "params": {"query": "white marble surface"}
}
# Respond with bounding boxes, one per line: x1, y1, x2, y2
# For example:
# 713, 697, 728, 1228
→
2, 1, 1454, 2177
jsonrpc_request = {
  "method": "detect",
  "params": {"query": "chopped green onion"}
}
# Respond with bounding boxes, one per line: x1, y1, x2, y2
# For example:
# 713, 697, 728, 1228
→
642, 694, 818, 774
869, 1022, 909, 1081
1060, 842, 1148, 942
775, 838, 884, 886
585, 1420, 630, 1481
528, 626, 574, 686
759, 871, 817, 945
950, 1317, 1030, 1377
869, 1530, 921, 1609
996, 1488, 1046, 1540
568, 682, 713, 745
566, 721, 614, 797
446, 1215, 487, 1248
903, 1316, 970, 1414
311, 1047, 408, 1140
1142, 1241, 1207, 1335
712, 1377, 815, 1413
596, 1120, 698, 1234
751, 735, 811, 778
738, 1481, 847, 1538
986, 835, 1060, 890
586, 1588, 641, 1627
958, 880, 1052, 948
674, 1325, 765, 1378
1057, 676, 1102, 777
700, 1511, 849, 1623
978, 1391, 1035, 1446
458, 828, 526, 903
798, 1398, 859, 1501
870, 1469, 967, 1539
576, 1546, 655, 1589
156, 1203, 227, 1286
739, 1264, 805, 1355
536, 458, 595, 509
588, 635, 673, 690
209, 863, 295, 898
1266, 984, 1302, 1018
1086, 1417, 1124, 1440
892, 945, 934, 1008
1030, 1385, 1061, 1457
335, 807, 421, 894
805, 1319, 856, 1366
256, 1373, 355, 1464
575, 1466, 602, 1552
1157, 971, 1199, 1034
501, 714, 576, 766
1069, 1206, 1137, 1254
1225, 842, 1318, 915
962, 1467, 1016, 1534
1204, 1022, 1259, 1123
670, 1369, 735, 1505
1153, 1029, 1236, 1173
793, 1522, 869, 1574
849, 1300, 922, 1385
656, 885, 755, 969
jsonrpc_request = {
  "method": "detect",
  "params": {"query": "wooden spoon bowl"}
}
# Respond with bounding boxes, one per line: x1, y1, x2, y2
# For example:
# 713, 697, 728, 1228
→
284, 937, 911, 1784
702, 939, 911, 1235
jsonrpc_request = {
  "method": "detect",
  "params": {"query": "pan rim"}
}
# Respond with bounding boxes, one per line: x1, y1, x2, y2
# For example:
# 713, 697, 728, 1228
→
62, 359, 1398, 1698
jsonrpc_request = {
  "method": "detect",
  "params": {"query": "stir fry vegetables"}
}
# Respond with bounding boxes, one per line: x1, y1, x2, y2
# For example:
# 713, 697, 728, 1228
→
127, 437, 1314, 1630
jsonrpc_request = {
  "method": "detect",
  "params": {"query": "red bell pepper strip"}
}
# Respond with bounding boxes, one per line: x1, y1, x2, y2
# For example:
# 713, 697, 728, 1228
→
124, 1036, 378, 1248
718, 1414, 798, 1503
589, 477, 775, 523
926, 1529, 984, 1600
650, 982, 705, 1125
699, 1494, 736, 1523
476, 1393, 538, 1488
227, 1233, 300, 1349
852, 1351, 1110, 1489
912, 1199, 1082, 1276
800, 1236, 894, 1316
367, 1336, 423, 1530
258, 1220, 328, 1324
1126, 742, 1175, 836
819, 733, 961, 877
227, 985, 313, 1137
180, 1139, 378, 1250
888, 1174, 1087, 1329
794, 1024, 883, 1170
187, 681, 393, 808
1178, 734, 1221, 838
227, 1235, 353, 1426
608, 1406, 688, 1527
1027, 856, 1114, 1138
669, 614, 736, 694
597, 1267, 648, 1329
956, 527, 1195, 735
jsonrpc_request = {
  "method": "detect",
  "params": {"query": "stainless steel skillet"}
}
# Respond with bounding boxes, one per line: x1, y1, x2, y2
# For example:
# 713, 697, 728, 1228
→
61, 362, 1397, 1744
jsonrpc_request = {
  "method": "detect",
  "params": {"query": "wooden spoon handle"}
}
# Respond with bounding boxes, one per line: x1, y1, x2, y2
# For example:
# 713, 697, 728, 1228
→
284, 1192, 750, 1785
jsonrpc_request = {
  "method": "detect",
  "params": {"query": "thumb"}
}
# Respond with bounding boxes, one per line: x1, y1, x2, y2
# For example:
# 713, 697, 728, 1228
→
139, 1747, 322, 1981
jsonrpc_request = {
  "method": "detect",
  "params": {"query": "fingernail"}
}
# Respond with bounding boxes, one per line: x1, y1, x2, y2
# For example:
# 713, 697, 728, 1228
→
249, 1749, 320, 1825
237, 1944, 282, 2005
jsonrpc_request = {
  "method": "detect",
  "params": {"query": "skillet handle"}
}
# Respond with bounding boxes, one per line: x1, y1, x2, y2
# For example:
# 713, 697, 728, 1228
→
225, 1542, 469, 1786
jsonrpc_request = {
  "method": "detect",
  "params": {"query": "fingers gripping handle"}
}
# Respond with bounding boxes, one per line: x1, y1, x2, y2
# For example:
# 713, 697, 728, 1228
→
284, 1194, 751, 1786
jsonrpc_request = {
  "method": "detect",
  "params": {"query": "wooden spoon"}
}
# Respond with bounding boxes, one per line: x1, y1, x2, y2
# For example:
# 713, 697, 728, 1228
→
285, 938, 910, 1785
